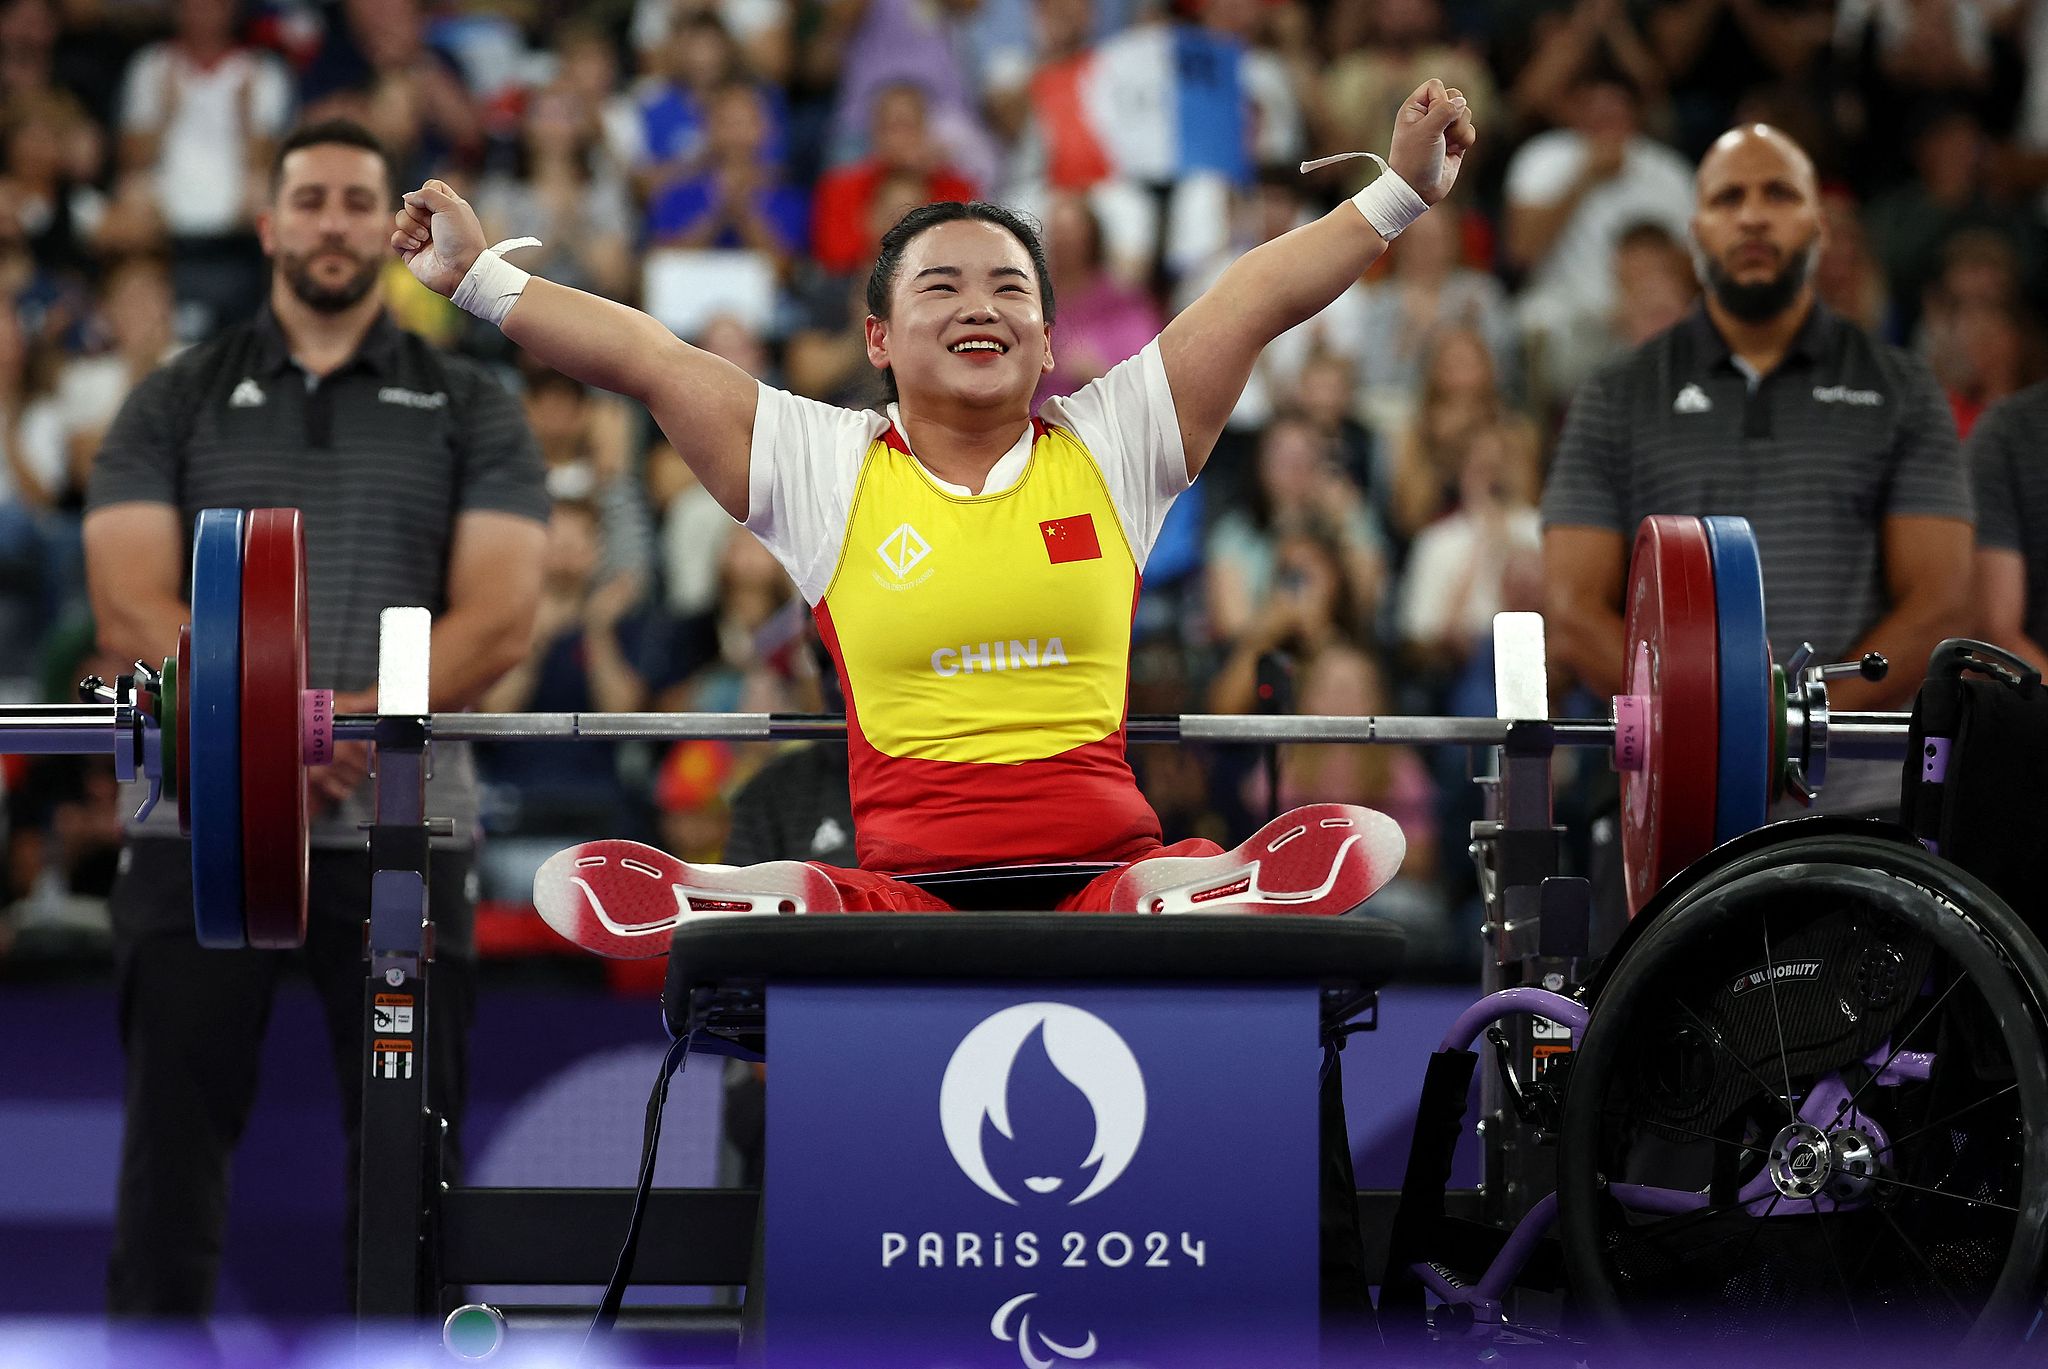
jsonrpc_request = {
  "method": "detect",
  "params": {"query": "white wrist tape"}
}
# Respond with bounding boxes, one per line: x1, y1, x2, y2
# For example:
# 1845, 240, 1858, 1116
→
1299, 152, 1429, 241
451, 237, 542, 327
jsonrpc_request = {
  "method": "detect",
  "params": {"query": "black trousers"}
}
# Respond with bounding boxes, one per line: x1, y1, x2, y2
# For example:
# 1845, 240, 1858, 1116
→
104, 839, 475, 1317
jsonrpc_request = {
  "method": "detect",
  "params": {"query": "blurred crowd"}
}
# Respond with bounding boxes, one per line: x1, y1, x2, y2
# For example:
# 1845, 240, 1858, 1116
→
0, 0, 2041, 969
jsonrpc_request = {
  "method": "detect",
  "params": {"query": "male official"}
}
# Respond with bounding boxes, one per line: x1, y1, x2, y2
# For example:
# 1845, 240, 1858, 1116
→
1543, 124, 1972, 813
83, 118, 548, 1315
1968, 384, 2048, 670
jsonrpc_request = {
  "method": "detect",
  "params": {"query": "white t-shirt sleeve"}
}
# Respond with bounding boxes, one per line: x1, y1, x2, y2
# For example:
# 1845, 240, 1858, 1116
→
744, 383, 885, 603
249, 54, 294, 136
1504, 131, 1578, 207
118, 46, 168, 133
1039, 338, 1188, 565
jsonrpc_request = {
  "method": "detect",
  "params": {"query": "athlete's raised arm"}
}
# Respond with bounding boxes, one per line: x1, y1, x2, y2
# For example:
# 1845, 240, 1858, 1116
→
1159, 78, 1475, 480
393, 181, 758, 520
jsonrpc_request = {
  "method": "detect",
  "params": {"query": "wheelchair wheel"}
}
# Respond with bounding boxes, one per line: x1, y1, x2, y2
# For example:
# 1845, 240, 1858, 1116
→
1556, 833, 2048, 1353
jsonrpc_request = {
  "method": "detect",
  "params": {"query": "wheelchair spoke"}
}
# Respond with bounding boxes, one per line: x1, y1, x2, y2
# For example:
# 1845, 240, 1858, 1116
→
1887, 1083, 2019, 1151
1616, 1114, 1770, 1159
1761, 914, 1801, 1130
1726, 1194, 1783, 1274
1674, 999, 1795, 1122
1808, 1198, 1864, 1339
1834, 974, 1966, 1127
1876, 1201, 1974, 1323
1865, 1171, 2019, 1214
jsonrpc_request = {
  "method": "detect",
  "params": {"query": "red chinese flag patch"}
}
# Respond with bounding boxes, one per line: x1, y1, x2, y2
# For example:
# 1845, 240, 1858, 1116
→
1039, 513, 1102, 565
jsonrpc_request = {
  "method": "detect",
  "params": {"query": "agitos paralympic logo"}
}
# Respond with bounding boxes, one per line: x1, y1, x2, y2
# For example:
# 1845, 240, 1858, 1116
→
879, 1003, 1211, 1368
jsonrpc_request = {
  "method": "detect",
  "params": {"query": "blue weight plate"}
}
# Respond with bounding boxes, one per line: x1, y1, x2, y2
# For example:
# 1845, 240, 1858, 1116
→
189, 508, 246, 949
1704, 516, 1771, 845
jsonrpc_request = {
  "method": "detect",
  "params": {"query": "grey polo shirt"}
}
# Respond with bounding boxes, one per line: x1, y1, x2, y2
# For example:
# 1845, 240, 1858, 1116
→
1542, 302, 1972, 666
1967, 381, 2048, 652
87, 305, 550, 847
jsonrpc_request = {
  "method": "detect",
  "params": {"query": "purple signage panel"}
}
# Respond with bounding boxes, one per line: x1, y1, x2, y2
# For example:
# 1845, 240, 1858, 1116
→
763, 984, 1321, 1369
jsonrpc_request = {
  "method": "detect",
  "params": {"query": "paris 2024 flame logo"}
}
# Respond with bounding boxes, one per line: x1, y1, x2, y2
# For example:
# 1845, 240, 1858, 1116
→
939, 1002, 1148, 1206
938, 1003, 1147, 1366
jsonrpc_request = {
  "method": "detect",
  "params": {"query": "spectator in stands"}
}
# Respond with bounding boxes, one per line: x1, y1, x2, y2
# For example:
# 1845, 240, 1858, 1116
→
546, 24, 640, 185
0, 301, 62, 516
1257, 643, 1439, 882
1211, 519, 1368, 710
1, 95, 112, 284
1206, 414, 1384, 644
1865, 106, 2042, 337
1643, 0, 1830, 156
1389, 327, 1538, 544
1173, 169, 1315, 435
827, 0, 1001, 190
1087, 0, 1276, 279
1349, 203, 1515, 404
0, 303, 62, 645
1546, 219, 1701, 395
1294, 351, 1382, 506
647, 82, 807, 269
1814, 185, 1890, 333
117, 0, 293, 335
0, 0, 104, 178
1612, 221, 1699, 346
1324, 0, 1497, 166
1506, 0, 1663, 131
654, 738, 739, 865
1505, 72, 1693, 398
521, 366, 650, 594
297, 0, 482, 184
1833, 0, 2006, 186
654, 528, 797, 714
650, 436, 733, 623
1222, 0, 1309, 177
621, 12, 777, 206
1396, 422, 1544, 674
784, 171, 927, 403
476, 498, 652, 851
57, 259, 179, 502
474, 82, 634, 301
1037, 191, 1159, 401
631, 0, 795, 93
811, 83, 975, 277
1919, 235, 2044, 435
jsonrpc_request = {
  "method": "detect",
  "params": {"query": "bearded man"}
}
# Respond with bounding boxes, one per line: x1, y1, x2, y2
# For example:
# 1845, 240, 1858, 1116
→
83, 117, 548, 1315
1542, 125, 1972, 742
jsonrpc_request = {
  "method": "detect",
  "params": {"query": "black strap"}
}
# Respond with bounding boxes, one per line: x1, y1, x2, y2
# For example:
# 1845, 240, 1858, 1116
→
582, 1029, 696, 1356
1377, 1048, 1480, 1318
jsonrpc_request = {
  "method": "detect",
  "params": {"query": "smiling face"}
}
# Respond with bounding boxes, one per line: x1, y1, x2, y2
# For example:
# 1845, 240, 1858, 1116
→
865, 217, 1054, 414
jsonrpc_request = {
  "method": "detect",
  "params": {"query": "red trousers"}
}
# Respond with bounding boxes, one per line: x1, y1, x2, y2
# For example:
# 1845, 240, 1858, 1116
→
811, 838, 1225, 912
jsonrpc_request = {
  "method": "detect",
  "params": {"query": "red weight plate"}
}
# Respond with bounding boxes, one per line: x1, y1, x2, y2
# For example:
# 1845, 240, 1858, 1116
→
240, 508, 310, 948
177, 625, 192, 838
1619, 516, 1719, 914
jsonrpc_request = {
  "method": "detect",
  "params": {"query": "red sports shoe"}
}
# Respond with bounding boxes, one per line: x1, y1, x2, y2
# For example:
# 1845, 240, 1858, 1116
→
1109, 803, 1405, 915
532, 839, 844, 958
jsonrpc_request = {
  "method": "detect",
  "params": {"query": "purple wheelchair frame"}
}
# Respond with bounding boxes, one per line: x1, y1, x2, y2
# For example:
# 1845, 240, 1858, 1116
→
1413, 986, 1938, 1330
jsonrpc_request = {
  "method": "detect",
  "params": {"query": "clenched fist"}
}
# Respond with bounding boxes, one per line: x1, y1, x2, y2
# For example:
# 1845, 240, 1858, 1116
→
1387, 79, 1477, 207
391, 179, 486, 298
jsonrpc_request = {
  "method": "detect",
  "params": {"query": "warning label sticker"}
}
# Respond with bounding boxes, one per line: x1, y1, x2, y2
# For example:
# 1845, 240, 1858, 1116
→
372, 993, 414, 1034
372, 1037, 414, 1080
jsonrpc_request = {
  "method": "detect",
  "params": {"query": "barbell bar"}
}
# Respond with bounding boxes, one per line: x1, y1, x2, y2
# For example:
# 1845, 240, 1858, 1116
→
33, 509, 1922, 947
